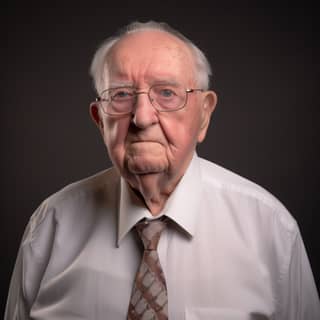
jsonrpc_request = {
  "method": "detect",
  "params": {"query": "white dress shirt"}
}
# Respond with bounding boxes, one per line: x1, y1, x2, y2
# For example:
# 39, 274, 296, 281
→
5, 154, 320, 319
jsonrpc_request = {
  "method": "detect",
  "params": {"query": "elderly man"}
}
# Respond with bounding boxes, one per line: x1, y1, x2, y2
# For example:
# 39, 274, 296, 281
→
5, 21, 320, 320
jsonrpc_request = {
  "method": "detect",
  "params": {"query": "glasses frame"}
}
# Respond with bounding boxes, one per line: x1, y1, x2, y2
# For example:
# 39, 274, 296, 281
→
95, 85, 204, 116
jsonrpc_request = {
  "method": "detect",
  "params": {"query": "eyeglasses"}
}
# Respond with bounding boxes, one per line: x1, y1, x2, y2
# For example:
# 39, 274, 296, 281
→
95, 84, 203, 116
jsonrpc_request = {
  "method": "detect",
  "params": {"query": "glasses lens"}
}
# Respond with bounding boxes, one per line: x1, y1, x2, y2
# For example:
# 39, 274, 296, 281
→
101, 87, 135, 114
150, 84, 186, 111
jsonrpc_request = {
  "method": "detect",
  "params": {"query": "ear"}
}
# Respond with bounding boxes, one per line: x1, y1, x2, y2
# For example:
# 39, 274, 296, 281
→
197, 90, 217, 143
89, 102, 104, 132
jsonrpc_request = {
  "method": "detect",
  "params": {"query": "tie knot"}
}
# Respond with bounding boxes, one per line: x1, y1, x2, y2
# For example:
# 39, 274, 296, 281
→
135, 218, 167, 250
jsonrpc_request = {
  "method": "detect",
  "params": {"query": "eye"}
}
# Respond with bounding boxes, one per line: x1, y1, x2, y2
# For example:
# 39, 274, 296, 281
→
111, 88, 134, 101
159, 88, 175, 98
152, 85, 178, 99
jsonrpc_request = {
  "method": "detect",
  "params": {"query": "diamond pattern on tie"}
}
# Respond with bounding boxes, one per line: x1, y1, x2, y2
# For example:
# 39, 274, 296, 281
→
128, 218, 168, 320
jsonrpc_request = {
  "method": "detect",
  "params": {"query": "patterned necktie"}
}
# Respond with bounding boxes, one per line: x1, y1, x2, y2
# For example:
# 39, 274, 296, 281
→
127, 218, 168, 320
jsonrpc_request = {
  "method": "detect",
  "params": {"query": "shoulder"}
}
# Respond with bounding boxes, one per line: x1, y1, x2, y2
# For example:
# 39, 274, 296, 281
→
27, 167, 119, 240
197, 157, 298, 234
47, 167, 119, 206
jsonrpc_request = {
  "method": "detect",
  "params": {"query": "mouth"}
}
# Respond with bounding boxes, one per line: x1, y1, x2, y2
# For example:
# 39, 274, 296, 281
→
129, 139, 162, 144
127, 141, 163, 155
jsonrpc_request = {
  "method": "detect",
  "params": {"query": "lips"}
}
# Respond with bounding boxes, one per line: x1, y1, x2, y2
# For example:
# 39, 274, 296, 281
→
130, 140, 163, 147
128, 137, 163, 145
127, 141, 163, 155
126, 128, 165, 146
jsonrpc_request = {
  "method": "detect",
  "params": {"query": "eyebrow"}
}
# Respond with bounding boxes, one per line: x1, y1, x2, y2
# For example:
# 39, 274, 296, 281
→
108, 82, 134, 88
108, 79, 181, 89
151, 79, 180, 86
146, 75, 180, 86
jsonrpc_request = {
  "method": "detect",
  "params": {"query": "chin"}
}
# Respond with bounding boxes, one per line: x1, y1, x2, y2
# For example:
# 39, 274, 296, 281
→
127, 158, 168, 175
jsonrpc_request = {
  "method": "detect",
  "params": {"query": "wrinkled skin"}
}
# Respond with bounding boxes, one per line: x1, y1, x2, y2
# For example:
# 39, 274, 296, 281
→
90, 30, 217, 215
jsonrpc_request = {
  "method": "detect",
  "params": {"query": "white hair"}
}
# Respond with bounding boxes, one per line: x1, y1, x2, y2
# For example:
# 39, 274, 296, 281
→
89, 21, 212, 94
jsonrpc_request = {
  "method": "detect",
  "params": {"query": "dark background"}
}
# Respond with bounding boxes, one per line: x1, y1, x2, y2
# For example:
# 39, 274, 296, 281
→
2, 0, 319, 315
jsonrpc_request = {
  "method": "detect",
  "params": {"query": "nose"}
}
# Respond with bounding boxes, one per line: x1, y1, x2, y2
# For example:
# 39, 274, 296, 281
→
131, 92, 159, 128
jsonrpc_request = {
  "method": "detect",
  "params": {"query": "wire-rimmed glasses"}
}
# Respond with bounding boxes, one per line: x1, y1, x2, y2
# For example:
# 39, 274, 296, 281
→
95, 84, 203, 116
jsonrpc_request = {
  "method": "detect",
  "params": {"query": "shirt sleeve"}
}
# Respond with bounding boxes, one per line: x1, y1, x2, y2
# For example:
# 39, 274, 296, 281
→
4, 201, 56, 320
279, 228, 320, 320
4, 225, 32, 320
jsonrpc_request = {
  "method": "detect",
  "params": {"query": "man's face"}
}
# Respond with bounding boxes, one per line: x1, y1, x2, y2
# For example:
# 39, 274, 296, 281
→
91, 30, 216, 198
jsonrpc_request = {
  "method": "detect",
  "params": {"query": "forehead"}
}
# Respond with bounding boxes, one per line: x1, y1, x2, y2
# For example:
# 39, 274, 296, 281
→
106, 30, 196, 85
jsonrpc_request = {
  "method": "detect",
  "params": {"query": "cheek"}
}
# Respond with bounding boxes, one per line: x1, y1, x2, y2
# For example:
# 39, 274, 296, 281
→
103, 118, 130, 158
160, 112, 201, 149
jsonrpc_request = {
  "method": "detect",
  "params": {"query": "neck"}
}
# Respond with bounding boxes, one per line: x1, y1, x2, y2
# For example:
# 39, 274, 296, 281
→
130, 173, 181, 215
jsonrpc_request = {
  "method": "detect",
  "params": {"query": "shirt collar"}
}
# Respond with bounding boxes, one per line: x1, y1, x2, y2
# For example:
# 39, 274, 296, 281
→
117, 153, 203, 246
